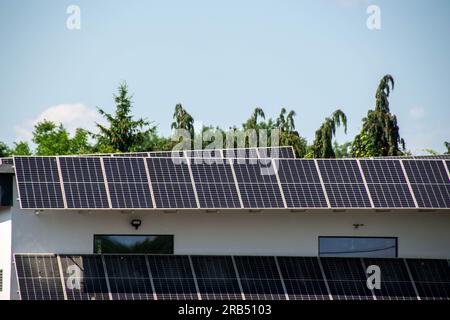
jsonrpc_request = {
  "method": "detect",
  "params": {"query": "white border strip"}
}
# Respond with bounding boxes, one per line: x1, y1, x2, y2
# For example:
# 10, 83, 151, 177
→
143, 158, 157, 209
188, 256, 202, 300
317, 257, 333, 301
314, 160, 331, 208
403, 259, 421, 301
399, 160, 419, 208
231, 256, 246, 300
56, 158, 68, 209
101, 255, 113, 300
274, 256, 289, 300
272, 159, 288, 208
100, 158, 113, 209
186, 157, 201, 209
144, 255, 158, 301
229, 158, 244, 208
357, 159, 375, 208
56, 255, 68, 300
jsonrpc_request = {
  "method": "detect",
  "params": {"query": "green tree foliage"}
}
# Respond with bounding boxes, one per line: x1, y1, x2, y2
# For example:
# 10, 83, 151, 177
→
275, 108, 307, 157
33, 120, 92, 155
333, 141, 352, 158
95, 82, 154, 152
351, 75, 405, 157
445, 142, 450, 155
308, 109, 347, 158
12, 141, 32, 155
0, 141, 11, 157
171, 103, 194, 132
243, 107, 265, 130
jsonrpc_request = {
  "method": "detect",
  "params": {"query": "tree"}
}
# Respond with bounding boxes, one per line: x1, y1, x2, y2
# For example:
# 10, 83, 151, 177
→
445, 142, 450, 155
333, 141, 352, 158
275, 108, 307, 157
171, 104, 194, 132
69, 128, 93, 154
33, 120, 71, 155
243, 107, 265, 130
352, 74, 405, 157
309, 109, 347, 158
0, 141, 11, 157
12, 141, 32, 155
95, 82, 154, 152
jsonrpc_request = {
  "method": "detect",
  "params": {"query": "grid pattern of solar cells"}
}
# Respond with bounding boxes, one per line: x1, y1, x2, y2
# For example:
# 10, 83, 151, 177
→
406, 259, 450, 300
103, 158, 153, 208
14, 157, 65, 209
59, 157, 109, 208
277, 257, 330, 300
320, 257, 373, 300
258, 147, 295, 159
360, 159, 416, 208
112, 153, 149, 157
146, 158, 198, 208
190, 159, 241, 208
103, 255, 155, 300
223, 148, 259, 159
232, 160, 285, 208
277, 160, 328, 208
148, 151, 185, 158
403, 160, 450, 208
191, 256, 243, 300
185, 150, 222, 158
146, 255, 199, 300
59, 255, 111, 300
15, 255, 65, 300
318, 160, 371, 208
233, 256, 286, 300
363, 258, 418, 300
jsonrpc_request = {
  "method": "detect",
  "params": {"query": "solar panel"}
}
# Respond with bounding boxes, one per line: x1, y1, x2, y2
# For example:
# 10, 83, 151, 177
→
257, 146, 295, 159
112, 153, 149, 157
360, 160, 416, 208
146, 158, 198, 209
191, 256, 243, 300
185, 150, 222, 158
14, 157, 65, 209
317, 160, 371, 208
277, 257, 330, 300
59, 255, 111, 300
103, 157, 153, 208
232, 160, 285, 208
59, 157, 109, 209
190, 158, 241, 208
320, 257, 373, 300
223, 148, 259, 159
15, 254, 65, 300
148, 151, 185, 158
406, 259, 450, 300
103, 255, 154, 300
276, 159, 328, 208
146, 255, 199, 300
363, 258, 418, 300
403, 160, 450, 208
233, 256, 286, 300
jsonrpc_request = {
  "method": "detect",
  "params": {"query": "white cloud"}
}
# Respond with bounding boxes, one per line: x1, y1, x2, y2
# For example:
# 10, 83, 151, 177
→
14, 104, 103, 142
409, 106, 426, 120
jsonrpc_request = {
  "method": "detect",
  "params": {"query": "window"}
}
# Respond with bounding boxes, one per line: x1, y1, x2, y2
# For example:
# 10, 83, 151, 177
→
93, 235, 174, 254
319, 237, 397, 258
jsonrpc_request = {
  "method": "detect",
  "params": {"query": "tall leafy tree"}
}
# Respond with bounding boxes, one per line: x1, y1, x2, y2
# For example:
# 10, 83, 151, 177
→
171, 104, 194, 132
445, 141, 450, 155
352, 75, 405, 157
243, 107, 265, 130
95, 82, 153, 152
276, 108, 307, 157
0, 141, 11, 157
33, 120, 72, 155
310, 109, 347, 158
12, 141, 32, 155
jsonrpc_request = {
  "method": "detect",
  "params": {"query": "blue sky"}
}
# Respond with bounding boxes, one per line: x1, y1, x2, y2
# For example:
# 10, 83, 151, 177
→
0, 0, 449, 154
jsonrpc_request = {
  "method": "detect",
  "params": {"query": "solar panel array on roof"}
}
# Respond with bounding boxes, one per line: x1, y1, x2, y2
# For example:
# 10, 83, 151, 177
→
403, 160, 450, 208
318, 160, 371, 208
13, 156, 450, 210
360, 159, 416, 208
15, 254, 450, 300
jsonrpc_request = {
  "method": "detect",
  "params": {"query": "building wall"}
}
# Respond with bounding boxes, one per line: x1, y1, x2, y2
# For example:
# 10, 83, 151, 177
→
0, 210, 12, 300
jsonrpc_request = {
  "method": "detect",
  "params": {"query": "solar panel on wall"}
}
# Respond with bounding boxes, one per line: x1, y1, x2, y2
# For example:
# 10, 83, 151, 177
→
406, 259, 450, 300
14, 157, 65, 209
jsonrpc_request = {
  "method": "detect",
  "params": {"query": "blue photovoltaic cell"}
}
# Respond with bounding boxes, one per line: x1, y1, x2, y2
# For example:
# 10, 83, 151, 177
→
146, 157, 197, 208
277, 257, 330, 300
15, 254, 65, 300
320, 257, 373, 300
146, 255, 198, 300
258, 147, 295, 159
363, 258, 417, 300
103, 255, 155, 300
403, 160, 450, 208
234, 256, 286, 300
14, 157, 65, 209
59, 255, 111, 300
190, 159, 241, 208
103, 157, 153, 208
223, 148, 259, 159
277, 159, 328, 208
59, 157, 109, 208
406, 259, 450, 300
360, 160, 416, 208
233, 160, 285, 208
191, 256, 243, 300
318, 160, 371, 208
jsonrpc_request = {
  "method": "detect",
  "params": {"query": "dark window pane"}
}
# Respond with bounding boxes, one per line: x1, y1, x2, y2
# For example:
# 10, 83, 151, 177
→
319, 237, 397, 258
94, 235, 173, 254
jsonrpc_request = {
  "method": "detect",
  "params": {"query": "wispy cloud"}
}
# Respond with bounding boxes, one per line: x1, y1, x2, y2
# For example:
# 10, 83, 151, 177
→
14, 104, 103, 142
409, 106, 426, 120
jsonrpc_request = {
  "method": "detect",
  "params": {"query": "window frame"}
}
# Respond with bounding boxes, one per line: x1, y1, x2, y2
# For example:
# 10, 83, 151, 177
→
93, 234, 174, 255
318, 236, 398, 258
